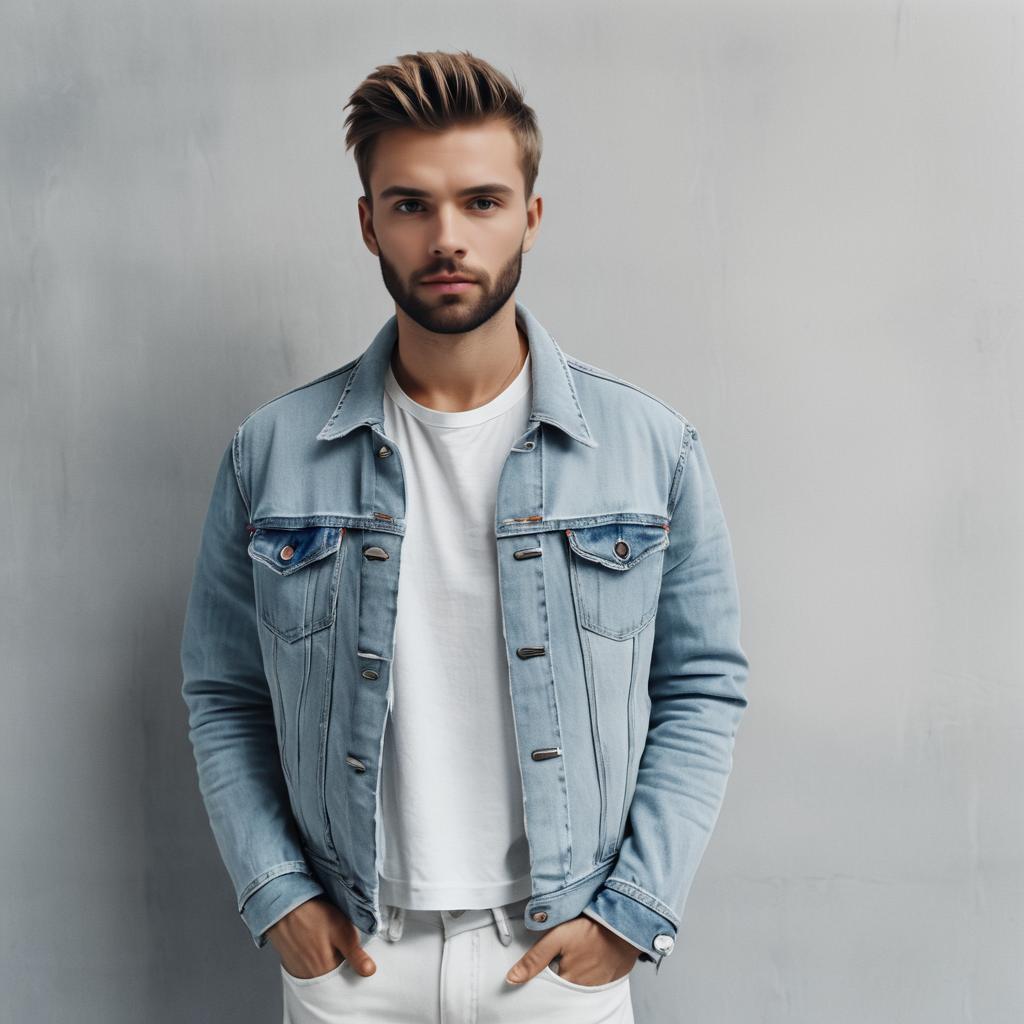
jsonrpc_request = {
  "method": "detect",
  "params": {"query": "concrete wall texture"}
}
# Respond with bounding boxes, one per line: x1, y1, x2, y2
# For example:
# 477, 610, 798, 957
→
3, 1, 1021, 1021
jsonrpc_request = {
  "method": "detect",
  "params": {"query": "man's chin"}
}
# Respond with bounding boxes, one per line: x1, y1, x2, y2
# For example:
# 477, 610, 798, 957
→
413, 303, 489, 333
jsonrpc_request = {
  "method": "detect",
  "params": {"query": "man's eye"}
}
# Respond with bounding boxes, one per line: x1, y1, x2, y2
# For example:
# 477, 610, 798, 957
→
394, 198, 499, 214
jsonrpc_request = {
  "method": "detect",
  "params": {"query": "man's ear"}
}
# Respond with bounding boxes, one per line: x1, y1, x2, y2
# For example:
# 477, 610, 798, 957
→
357, 195, 379, 255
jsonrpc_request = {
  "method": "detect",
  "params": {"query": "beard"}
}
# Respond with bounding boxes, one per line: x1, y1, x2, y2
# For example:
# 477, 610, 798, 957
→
378, 245, 524, 336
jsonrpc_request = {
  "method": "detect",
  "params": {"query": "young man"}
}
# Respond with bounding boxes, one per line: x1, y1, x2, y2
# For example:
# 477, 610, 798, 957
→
180, 50, 750, 1023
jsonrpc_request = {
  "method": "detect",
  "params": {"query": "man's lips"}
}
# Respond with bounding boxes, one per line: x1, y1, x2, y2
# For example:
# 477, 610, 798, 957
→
421, 279, 477, 292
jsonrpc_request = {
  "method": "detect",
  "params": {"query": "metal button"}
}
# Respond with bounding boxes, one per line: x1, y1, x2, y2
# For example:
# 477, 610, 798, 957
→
363, 545, 389, 561
614, 540, 630, 559
531, 747, 562, 761
523, 440, 535, 449
516, 645, 545, 659
513, 547, 543, 560
653, 933, 674, 955
345, 755, 367, 773
377, 445, 391, 458
531, 910, 548, 922
279, 545, 295, 561
361, 669, 379, 680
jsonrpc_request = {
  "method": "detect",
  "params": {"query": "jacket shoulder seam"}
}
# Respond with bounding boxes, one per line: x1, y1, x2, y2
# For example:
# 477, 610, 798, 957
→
232, 358, 361, 508
666, 421, 699, 521
236, 357, 360, 433
564, 355, 690, 426
230, 429, 252, 520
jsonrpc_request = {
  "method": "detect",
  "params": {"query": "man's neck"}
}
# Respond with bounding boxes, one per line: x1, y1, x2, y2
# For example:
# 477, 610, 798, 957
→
389, 306, 529, 413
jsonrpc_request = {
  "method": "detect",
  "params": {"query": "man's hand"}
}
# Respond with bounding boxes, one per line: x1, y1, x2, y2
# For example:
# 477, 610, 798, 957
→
505, 915, 641, 987
267, 895, 378, 979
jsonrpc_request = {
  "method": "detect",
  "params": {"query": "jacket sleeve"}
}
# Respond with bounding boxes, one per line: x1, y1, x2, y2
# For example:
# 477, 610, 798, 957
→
180, 434, 326, 948
583, 422, 750, 971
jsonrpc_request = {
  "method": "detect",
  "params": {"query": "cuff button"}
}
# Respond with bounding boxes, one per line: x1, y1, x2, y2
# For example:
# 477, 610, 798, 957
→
653, 934, 674, 955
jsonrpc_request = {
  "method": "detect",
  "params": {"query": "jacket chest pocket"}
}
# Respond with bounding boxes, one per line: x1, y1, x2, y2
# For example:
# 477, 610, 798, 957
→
247, 525, 346, 642
565, 521, 669, 639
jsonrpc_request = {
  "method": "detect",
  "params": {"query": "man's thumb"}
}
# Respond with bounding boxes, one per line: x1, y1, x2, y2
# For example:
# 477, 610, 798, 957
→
342, 941, 377, 977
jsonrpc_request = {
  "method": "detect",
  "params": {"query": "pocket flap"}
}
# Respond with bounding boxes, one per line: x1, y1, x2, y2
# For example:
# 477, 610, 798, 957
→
248, 525, 343, 575
566, 521, 669, 571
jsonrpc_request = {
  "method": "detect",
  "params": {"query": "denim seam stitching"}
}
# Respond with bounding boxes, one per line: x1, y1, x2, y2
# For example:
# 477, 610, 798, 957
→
564, 356, 689, 427
601, 877, 681, 928
240, 358, 360, 435
662, 423, 701, 570
530, 852, 618, 904
665, 422, 698, 522
231, 428, 253, 520
237, 861, 315, 912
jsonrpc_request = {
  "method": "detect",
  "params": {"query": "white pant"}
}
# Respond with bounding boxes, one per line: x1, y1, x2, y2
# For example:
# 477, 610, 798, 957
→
281, 895, 636, 1023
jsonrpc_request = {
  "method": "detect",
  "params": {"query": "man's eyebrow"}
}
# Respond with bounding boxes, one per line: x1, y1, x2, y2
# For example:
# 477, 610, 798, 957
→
377, 183, 516, 201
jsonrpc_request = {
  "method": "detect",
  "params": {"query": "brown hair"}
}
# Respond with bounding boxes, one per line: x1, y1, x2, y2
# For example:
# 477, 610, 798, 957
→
343, 50, 543, 207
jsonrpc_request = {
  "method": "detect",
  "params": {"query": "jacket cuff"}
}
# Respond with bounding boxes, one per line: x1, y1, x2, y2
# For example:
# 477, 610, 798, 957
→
239, 869, 327, 949
583, 883, 678, 972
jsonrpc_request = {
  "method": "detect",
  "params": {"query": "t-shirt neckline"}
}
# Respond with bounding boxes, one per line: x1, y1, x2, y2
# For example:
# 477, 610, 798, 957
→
384, 350, 531, 428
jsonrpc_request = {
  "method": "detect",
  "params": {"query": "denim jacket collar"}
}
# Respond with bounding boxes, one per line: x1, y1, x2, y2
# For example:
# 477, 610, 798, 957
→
315, 300, 597, 448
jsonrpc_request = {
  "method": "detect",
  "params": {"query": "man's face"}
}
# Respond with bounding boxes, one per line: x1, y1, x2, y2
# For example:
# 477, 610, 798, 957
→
358, 118, 541, 335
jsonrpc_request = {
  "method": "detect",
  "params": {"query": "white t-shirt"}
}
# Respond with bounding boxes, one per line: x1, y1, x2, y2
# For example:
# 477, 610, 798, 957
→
377, 348, 535, 909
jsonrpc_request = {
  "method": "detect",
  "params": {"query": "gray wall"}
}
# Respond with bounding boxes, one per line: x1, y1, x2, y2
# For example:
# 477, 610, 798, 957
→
3, 2, 1021, 1021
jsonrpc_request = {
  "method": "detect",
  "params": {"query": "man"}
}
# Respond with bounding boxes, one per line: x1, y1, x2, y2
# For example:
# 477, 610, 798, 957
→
181, 49, 750, 1023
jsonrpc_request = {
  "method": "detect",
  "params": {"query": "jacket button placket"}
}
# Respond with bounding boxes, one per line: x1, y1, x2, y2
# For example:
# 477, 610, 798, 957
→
494, 425, 571, 924
346, 428, 407, 918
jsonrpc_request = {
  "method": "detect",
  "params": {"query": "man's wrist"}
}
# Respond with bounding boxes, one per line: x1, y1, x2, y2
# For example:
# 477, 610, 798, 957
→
240, 870, 327, 949
581, 907, 648, 957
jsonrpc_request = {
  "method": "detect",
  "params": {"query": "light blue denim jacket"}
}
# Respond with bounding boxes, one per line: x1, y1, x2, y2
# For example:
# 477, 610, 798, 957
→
180, 300, 750, 972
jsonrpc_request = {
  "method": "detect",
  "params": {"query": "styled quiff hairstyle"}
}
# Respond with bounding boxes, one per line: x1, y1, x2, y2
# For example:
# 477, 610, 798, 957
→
343, 50, 542, 207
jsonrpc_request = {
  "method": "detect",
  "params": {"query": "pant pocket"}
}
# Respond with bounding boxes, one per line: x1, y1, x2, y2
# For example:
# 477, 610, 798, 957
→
540, 958, 631, 993
281, 930, 379, 989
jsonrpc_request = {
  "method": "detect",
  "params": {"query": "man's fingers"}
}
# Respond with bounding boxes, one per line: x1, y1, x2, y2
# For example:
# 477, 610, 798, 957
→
505, 936, 561, 985
322, 906, 377, 977
340, 941, 377, 977
272, 899, 378, 979
331, 919, 376, 977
